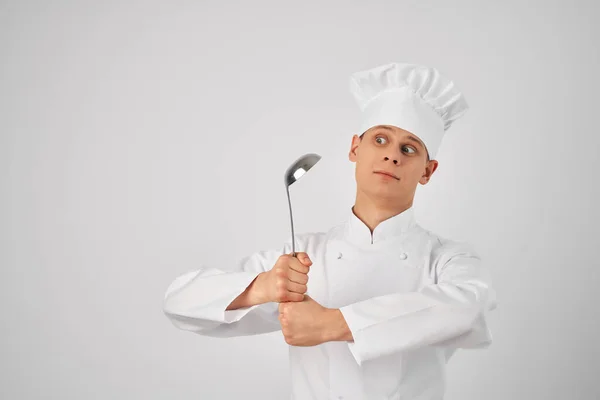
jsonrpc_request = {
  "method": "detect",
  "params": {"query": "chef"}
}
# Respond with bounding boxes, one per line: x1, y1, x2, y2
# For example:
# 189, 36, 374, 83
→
163, 62, 497, 400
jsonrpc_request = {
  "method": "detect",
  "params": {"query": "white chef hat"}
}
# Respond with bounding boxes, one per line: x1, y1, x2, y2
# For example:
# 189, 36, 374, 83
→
349, 62, 469, 159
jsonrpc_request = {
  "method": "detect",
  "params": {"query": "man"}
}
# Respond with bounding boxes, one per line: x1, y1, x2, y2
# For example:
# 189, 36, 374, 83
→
163, 62, 497, 400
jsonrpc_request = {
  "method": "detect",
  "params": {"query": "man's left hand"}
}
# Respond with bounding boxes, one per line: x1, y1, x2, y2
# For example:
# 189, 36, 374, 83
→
278, 295, 351, 346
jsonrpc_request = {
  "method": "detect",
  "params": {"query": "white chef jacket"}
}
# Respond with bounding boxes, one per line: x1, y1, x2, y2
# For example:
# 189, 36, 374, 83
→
163, 206, 497, 400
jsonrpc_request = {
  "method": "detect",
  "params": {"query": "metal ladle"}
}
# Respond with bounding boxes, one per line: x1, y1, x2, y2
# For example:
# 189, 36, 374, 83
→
284, 153, 321, 257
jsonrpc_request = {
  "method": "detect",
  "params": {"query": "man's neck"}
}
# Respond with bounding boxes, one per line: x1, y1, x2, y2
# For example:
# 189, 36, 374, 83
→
352, 191, 413, 234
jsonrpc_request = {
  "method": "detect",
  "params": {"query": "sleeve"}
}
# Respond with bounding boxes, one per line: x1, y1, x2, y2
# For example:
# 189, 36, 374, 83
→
162, 238, 300, 338
338, 240, 498, 366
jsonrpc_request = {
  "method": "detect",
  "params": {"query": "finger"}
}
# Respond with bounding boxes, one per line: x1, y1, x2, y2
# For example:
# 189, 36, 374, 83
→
288, 257, 310, 274
298, 252, 313, 266
288, 268, 309, 285
289, 252, 312, 267
286, 280, 307, 294
277, 283, 304, 302
285, 291, 304, 302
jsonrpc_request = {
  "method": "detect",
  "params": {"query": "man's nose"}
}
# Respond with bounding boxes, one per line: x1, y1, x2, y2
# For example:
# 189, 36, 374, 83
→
384, 156, 399, 165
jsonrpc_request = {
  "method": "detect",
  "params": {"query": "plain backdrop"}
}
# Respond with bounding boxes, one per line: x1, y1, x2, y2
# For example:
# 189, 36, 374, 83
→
2, 1, 599, 399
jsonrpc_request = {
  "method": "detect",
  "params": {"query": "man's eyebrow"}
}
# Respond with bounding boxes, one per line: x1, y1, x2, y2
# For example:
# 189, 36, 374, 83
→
405, 135, 424, 148
373, 126, 424, 149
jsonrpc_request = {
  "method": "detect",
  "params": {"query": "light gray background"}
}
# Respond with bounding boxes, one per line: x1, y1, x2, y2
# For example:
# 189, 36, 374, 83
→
2, 1, 599, 399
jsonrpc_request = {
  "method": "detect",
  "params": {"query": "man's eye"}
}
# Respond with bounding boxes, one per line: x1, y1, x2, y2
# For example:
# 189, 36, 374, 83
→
375, 136, 387, 144
403, 146, 416, 154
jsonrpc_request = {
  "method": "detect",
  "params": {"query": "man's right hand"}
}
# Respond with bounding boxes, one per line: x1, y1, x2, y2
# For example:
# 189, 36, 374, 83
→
256, 252, 312, 303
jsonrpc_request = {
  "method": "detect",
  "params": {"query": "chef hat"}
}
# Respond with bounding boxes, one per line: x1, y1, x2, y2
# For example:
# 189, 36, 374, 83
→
349, 62, 469, 159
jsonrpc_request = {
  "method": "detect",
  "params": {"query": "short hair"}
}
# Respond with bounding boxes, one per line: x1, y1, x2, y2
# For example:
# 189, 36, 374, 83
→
358, 131, 430, 161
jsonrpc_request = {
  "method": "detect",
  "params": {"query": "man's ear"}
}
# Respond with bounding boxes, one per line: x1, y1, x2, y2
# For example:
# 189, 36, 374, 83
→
419, 160, 439, 184
348, 134, 361, 162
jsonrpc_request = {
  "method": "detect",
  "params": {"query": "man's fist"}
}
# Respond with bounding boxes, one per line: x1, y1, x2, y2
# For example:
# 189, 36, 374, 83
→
258, 252, 312, 303
278, 295, 338, 346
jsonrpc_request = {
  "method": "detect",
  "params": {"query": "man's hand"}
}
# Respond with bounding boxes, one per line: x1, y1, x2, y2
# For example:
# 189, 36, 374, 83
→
278, 295, 353, 346
257, 252, 312, 303
226, 252, 311, 311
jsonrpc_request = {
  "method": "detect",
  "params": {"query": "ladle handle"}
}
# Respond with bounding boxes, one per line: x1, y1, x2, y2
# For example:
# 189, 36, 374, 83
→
286, 185, 297, 258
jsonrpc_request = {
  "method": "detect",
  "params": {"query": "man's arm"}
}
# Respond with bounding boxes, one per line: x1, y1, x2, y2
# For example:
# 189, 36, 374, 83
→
162, 249, 284, 337
321, 241, 497, 365
163, 241, 313, 338
225, 272, 268, 310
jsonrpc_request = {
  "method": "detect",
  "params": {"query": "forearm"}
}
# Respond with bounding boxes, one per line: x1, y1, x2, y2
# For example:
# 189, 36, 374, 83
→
226, 272, 268, 310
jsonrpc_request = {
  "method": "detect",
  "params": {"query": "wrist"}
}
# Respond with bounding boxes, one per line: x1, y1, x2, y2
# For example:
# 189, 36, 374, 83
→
248, 272, 269, 305
323, 308, 353, 342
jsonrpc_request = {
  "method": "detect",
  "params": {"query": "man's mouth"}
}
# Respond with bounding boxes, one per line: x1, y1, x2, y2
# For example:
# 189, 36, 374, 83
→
374, 171, 400, 180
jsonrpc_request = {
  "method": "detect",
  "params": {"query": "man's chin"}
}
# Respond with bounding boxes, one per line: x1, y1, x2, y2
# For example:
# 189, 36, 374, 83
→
367, 185, 406, 199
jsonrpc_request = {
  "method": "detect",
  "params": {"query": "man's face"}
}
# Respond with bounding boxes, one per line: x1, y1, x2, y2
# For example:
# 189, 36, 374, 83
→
348, 125, 438, 202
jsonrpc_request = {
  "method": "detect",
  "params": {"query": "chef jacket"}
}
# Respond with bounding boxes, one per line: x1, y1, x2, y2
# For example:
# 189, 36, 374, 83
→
163, 206, 497, 400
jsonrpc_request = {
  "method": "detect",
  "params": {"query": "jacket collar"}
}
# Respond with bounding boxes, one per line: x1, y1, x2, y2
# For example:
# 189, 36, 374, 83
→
344, 205, 417, 245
